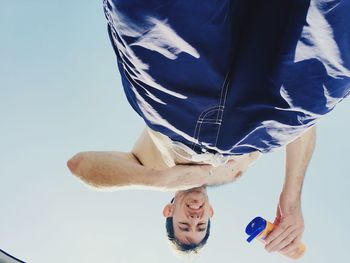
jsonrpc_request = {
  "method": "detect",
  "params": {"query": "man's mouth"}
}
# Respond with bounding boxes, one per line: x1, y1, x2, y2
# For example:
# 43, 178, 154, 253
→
186, 203, 204, 210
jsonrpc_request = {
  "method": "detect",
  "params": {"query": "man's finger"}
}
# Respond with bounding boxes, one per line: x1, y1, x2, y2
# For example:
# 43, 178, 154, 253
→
265, 223, 290, 244
271, 232, 298, 253
280, 237, 302, 255
274, 206, 282, 225
226, 159, 236, 165
286, 244, 305, 259
265, 226, 293, 252
273, 217, 280, 225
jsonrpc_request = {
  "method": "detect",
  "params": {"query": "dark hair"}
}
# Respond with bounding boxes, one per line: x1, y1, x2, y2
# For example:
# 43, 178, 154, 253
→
165, 217, 211, 254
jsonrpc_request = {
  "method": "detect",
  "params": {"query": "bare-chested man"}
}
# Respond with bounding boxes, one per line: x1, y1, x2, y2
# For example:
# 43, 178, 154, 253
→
67, 125, 315, 257
67, 0, 349, 258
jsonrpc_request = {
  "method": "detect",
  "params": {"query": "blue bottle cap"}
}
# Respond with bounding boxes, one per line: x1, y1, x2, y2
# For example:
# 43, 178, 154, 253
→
245, 216, 267, 243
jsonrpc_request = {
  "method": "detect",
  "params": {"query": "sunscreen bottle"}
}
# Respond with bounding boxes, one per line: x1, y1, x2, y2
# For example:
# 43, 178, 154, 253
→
245, 216, 305, 259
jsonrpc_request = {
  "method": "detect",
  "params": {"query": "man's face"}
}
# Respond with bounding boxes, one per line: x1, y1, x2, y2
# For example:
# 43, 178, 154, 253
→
163, 187, 214, 244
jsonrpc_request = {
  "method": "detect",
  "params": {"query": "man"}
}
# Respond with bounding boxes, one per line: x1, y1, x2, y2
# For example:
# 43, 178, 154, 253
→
67, 126, 258, 253
68, 125, 315, 257
70, 0, 349, 257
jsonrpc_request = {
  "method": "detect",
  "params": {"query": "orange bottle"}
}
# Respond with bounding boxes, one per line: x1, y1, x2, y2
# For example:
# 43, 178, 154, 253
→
245, 217, 305, 260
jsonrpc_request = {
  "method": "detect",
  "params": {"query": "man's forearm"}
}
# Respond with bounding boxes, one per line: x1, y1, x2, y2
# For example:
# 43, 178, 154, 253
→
282, 126, 316, 203
67, 151, 160, 189
67, 151, 211, 191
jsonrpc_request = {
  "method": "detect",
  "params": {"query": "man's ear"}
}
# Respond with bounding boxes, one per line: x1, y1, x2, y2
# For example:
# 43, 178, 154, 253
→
163, 204, 174, 218
209, 205, 214, 218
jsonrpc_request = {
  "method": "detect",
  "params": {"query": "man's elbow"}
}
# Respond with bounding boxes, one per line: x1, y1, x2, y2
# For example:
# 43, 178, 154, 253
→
67, 152, 99, 188
67, 153, 83, 175
67, 152, 120, 190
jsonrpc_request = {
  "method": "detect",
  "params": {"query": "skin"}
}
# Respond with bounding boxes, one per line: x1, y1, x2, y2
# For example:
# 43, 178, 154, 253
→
67, 125, 316, 257
67, 127, 257, 245
163, 187, 214, 244
67, 127, 258, 191
264, 126, 316, 259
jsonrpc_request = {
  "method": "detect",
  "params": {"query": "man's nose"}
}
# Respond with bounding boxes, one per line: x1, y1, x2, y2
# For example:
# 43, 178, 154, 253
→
188, 211, 201, 221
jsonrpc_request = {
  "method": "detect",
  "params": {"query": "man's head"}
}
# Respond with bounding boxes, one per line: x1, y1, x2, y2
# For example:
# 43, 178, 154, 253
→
163, 186, 214, 253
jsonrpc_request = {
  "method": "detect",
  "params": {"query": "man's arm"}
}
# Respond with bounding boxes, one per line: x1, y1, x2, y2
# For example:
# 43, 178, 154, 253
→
283, 125, 316, 204
67, 151, 216, 191
265, 126, 316, 256
67, 151, 158, 189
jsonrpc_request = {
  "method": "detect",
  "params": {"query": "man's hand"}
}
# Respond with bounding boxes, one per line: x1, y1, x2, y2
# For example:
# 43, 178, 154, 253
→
160, 159, 241, 190
265, 193, 305, 256
158, 163, 212, 190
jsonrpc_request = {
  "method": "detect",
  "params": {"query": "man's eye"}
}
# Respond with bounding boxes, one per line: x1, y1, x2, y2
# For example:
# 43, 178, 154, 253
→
198, 228, 206, 232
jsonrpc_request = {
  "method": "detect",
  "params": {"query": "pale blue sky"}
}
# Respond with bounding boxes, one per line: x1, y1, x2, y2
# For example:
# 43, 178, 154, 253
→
1, 1, 349, 263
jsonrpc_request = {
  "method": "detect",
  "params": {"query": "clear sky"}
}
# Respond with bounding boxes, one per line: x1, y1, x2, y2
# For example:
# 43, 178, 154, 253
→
1, 1, 349, 263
